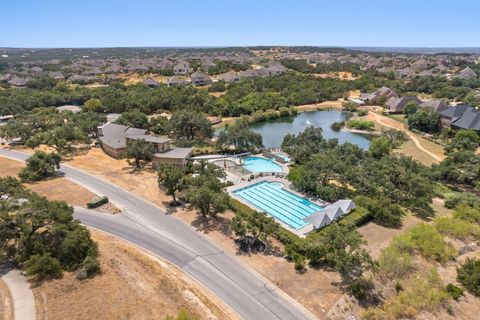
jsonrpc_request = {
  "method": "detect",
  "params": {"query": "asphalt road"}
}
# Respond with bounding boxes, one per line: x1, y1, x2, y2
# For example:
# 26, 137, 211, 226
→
0, 149, 316, 320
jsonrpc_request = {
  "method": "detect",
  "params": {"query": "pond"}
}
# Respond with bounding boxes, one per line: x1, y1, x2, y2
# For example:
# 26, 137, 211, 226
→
248, 110, 371, 149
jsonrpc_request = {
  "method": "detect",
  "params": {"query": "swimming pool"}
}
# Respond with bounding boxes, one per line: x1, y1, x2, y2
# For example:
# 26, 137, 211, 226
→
242, 157, 283, 173
233, 181, 322, 229
274, 153, 290, 163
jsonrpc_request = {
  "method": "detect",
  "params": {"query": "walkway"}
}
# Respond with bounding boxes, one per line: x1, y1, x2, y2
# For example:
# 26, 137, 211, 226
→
0, 264, 36, 320
369, 112, 443, 162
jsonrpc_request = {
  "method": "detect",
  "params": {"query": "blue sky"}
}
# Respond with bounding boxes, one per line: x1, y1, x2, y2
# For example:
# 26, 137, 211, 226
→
2, 0, 479, 48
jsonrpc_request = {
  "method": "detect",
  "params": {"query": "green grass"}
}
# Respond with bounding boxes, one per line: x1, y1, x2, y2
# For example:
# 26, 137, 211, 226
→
387, 114, 408, 125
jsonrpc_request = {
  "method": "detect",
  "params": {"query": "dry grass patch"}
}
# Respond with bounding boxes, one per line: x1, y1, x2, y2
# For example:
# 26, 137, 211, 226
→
0, 279, 13, 320
33, 231, 234, 320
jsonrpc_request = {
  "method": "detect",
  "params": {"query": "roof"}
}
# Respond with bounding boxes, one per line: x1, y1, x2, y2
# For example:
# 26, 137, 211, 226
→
143, 77, 159, 87
330, 199, 356, 213
191, 70, 211, 81
419, 100, 449, 113
56, 105, 82, 113
303, 212, 331, 229
441, 104, 471, 120
154, 147, 193, 159
451, 106, 480, 131
456, 67, 477, 79
324, 206, 345, 221
386, 96, 421, 113
128, 134, 172, 144
167, 76, 187, 85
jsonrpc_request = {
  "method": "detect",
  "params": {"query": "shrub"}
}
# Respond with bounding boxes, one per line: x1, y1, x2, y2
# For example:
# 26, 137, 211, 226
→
445, 283, 463, 300
391, 223, 456, 262
357, 109, 368, 116
346, 119, 375, 131
19, 151, 62, 182
457, 258, 480, 296
82, 255, 100, 276
434, 216, 480, 240
378, 246, 414, 278
330, 121, 344, 131
395, 281, 403, 292
444, 192, 480, 209
25, 253, 62, 281
453, 204, 480, 224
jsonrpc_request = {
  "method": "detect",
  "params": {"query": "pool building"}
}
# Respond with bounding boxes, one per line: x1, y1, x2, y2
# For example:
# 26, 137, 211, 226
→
230, 179, 355, 236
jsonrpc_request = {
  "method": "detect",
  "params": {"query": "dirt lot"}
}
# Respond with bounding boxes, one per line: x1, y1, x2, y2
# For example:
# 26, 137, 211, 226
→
0, 157, 96, 207
33, 231, 234, 320
0, 280, 13, 320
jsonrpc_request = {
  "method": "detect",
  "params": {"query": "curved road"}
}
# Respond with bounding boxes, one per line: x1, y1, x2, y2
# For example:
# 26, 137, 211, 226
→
0, 149, 316, 320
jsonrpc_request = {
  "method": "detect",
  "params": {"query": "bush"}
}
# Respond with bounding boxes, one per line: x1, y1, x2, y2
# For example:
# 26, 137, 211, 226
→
25, 253, 62, 281
330, 121, 344, 131
395, 281, 403, 292
346, 119, 375, 131
457, 258, 480, 296
453, 204, 480, 224
19, 151, 62, 182
357, 109, 368, 116
445, 283, 463, 300
391, 223, 456, 262
434, 216, 480, 240
445, 193, 480, 209
82, 255, 100, 276
378, 246, 414, 278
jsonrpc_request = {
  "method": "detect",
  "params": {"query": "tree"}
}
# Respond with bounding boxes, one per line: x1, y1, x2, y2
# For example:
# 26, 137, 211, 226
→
355, 196, 404, 228
444, 129, 480, 154
0, 181, 99, 280
170, 110, 213, 140
157, 164, 187, 205
25, 124, 87, 154
126, 139, 155, 168
282, 126, 335, 164
231, 209, 279, 251
149, 116, 171, 135
457, 258, 480, 296
342, 100, 359, 112
188, 186, 229, 218
19, 151, 62, 182
369, 136, 391, 158
83, 98, 104, 113
403, 101, 418, 116
407, 109, 441, 133
115, 109, 149, 129
217, 118, 263, 152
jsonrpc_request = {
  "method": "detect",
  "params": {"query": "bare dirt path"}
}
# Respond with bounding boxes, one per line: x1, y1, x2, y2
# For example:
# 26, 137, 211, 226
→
369, 112, 444, 162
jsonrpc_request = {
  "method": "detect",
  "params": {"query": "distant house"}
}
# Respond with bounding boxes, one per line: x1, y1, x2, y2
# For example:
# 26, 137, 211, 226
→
167, 76, 188, 87
143, 77, 159, 88
385, 96, 421, 113
217, 70, 240, 83
97, 123, 192, 166
363, 86, 399, 105
440, 105, 480, 132
455, 67, 477, 80
48, 71, 65, 81
190, 70, 212, 86
264, 61, 287, 75
418, 100, 449, 113
173, 61, 190, 75
56, 105, 82, 113
8, 76, 29, 87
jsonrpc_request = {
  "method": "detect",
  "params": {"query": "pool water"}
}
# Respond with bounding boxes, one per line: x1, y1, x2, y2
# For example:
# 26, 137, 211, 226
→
243, 157, 282, 173
233, 181, 322, 229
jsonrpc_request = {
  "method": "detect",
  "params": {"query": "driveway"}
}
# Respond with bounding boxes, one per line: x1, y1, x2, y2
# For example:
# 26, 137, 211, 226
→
0, 148, 316, 320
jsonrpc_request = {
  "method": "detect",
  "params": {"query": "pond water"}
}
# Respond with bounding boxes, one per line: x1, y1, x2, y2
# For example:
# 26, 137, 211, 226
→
248, 110, 371, 149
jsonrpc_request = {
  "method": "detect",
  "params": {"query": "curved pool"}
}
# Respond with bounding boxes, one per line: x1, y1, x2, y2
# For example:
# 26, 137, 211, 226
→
242, 157, 283, 173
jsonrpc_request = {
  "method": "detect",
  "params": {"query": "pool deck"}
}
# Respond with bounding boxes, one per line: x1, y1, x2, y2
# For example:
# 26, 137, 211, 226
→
226, 176, 328, 237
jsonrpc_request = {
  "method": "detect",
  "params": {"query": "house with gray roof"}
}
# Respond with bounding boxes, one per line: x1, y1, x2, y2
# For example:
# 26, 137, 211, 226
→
440, 105, 480, 132
455, 67, 477, 79
174, 61, 190, 75
418, 100, 449, 113
363, 86, 399, 105
143, 77, 159, 87
217, 70, 240, 83
167, 76, 188, 87
385, 96, 421, 113
97, 123, 192, 165
190, 70, 212, 86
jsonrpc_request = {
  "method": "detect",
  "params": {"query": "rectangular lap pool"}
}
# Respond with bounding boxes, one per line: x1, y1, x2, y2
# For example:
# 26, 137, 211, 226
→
233, 181, 322, 229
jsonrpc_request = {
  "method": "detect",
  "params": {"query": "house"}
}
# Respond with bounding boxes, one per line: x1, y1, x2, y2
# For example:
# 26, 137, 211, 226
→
363, 86, 399, 105
56, 105, 82, 113
167, 76, 188, 87
173, 61, 190, 75
97, 123, 192, 165
440, 105, 480, 132
455, 67, 477, 79
217, 70, 240, 83
264, 61, 287, 75
190, 70, 212, 86
8, 76, 29, 87
418, 100, 449, 113
143, 77, 159, 88
385, 96, 421, 113
440, 104, 472, 128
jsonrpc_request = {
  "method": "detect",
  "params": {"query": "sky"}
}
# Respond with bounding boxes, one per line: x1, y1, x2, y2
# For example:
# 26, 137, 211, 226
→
1, 0, 480, 48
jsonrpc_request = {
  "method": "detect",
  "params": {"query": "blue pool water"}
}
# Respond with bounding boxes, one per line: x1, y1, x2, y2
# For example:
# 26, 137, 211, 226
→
233, 181, 322, 229
243, 157, 283, 173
